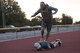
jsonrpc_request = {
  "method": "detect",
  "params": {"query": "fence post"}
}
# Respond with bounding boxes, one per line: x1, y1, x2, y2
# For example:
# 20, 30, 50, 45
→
56, 25, 59, 33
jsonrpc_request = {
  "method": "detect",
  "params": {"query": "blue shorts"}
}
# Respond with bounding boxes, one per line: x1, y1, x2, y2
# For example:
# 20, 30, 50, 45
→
39, 41, 50, 49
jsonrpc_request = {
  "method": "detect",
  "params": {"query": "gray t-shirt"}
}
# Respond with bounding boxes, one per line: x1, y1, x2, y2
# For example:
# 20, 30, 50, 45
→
33, 5, 58, 21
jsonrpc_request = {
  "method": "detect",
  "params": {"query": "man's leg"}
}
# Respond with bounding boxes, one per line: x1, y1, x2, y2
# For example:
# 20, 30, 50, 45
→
45, 23, 52, 41
41, 27, 45, 40
50, 39, 62, 48
49, 41, 59, 48
40, 20, 46, 41
53, 41, 59, 47
45, 32, 50, 41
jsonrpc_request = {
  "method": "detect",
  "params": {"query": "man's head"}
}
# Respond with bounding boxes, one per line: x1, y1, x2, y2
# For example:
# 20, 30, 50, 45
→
40, 2, 46, 9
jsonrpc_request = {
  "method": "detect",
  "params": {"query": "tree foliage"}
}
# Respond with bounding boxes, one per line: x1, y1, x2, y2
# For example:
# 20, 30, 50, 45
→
0, 0, 74, 27
30, 16, 42, 26
29, 13, 73, 26
0, 0, 28, 27
52, 18, 61, 25
75, 21, 80, 24
61, 13, 73, 25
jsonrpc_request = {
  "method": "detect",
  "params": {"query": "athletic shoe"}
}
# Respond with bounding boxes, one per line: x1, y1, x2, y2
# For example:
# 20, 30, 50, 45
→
56, 39, 62, 46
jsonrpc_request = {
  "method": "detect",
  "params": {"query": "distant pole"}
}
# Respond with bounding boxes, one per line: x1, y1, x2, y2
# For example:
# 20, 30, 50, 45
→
1, 0, 5, 28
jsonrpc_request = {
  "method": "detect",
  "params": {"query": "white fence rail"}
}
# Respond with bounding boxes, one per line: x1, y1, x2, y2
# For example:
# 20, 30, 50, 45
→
51, 24, 80, 33
0, 24, 80, 42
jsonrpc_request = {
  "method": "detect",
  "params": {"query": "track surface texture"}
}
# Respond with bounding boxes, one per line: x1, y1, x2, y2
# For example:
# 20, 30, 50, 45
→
0, 30, 80, 53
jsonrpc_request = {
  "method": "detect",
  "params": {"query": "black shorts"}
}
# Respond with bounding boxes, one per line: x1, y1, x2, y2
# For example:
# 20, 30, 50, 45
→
41, 19, 52, 32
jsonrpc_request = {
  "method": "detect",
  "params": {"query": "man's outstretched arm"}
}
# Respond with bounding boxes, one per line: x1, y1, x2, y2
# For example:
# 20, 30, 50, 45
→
31, 9, 41, 17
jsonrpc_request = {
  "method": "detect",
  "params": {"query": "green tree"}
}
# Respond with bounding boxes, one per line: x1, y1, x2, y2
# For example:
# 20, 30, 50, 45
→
52, 18, 61, 25
61, 13, 73, 25
0, 0, 28, 27
52, 18, 56, 25
75, 21, 80, 24
31, 16, 42, 26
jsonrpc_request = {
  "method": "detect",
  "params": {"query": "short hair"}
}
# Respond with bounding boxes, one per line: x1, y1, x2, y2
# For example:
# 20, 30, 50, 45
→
40, 1, 45, 5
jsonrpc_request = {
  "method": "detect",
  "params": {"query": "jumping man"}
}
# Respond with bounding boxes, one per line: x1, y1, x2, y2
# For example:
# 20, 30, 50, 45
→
31, 2, 58, 41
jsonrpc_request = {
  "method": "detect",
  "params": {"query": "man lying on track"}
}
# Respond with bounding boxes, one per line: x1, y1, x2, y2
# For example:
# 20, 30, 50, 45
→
34, 39, 62, 51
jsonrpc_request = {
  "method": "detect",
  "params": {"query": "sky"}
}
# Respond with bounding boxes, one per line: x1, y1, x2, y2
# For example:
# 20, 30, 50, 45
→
15, 0, 80, 23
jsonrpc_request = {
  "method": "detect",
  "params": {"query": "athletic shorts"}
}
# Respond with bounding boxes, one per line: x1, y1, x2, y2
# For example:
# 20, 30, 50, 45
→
39, 41, 50, 49
39, 41, 55, 49
41, 19, 52, 32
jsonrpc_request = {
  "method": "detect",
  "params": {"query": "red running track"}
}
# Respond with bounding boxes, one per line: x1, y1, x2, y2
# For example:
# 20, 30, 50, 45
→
0, 30, 80, 53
